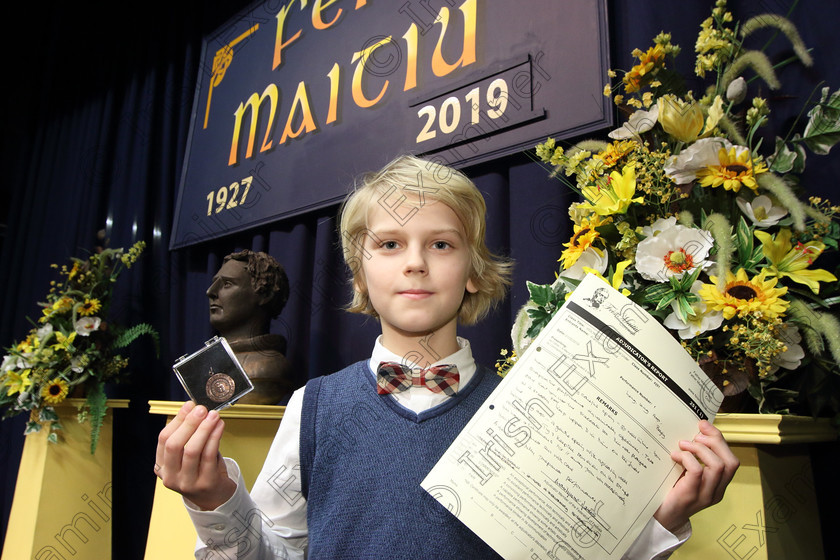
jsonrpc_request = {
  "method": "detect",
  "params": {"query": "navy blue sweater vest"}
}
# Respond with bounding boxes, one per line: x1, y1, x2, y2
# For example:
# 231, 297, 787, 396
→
300, 360, 504, 559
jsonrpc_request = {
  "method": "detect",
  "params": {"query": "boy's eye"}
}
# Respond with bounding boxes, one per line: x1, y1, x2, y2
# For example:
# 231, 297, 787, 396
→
381, 241, 399, 250
432, 241, 451, 250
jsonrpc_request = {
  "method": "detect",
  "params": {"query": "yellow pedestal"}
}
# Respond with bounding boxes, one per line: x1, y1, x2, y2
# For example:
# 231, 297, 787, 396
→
1, 399, 128, 560
672, 413, 837, 560
143, 401, 285, 560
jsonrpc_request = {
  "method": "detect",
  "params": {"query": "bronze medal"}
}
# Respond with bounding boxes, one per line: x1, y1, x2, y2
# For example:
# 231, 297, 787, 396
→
206, 372, 236, 403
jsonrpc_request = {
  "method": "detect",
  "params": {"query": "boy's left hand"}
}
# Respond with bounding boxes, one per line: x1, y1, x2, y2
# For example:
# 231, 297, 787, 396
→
654, 420, 740, 533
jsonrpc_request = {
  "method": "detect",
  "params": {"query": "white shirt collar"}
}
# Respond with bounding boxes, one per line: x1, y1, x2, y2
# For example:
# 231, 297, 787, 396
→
368, 335, 477, 392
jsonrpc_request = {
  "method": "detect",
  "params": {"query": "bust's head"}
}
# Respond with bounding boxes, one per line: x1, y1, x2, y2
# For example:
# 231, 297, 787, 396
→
207, 250, 289, 338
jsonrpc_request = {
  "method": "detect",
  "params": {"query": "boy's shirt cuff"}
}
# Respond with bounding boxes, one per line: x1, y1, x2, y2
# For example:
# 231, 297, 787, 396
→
183, 458, 250, 544
622, 518, 691, 560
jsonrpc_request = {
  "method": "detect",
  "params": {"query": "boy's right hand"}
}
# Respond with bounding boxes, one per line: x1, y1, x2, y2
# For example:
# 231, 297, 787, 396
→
154, 400, 237, 511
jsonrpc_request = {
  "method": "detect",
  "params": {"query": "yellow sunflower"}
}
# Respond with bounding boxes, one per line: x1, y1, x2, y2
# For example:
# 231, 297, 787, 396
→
560, 218, 605, 269
41, 377, 70, 404
699, 269, 789, 320
695, 147, 768, 192
78, 298, 102, 317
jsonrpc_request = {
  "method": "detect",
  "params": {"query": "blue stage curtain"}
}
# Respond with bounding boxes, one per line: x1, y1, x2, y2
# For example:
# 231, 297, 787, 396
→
1, 1, 837, 558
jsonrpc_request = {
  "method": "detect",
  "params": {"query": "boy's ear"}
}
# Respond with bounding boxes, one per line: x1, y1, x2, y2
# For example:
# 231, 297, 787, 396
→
353, 275, 368, 295
466, 277, 478, 294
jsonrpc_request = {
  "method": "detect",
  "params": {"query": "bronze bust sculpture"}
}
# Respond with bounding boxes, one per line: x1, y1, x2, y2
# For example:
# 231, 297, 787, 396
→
207, 250, 293, 405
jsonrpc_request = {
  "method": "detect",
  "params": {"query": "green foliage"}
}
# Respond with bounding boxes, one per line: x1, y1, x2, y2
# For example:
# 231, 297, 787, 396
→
114, 322, 160, 356
85, 381, 108, 455
801, 88, 840, 155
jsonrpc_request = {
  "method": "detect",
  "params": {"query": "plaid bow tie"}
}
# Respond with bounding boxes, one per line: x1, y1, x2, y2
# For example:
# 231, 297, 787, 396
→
376, 361, 460, 396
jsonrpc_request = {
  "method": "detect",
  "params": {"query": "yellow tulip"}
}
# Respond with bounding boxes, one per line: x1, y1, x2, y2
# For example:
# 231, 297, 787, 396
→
658, 94, 705, 143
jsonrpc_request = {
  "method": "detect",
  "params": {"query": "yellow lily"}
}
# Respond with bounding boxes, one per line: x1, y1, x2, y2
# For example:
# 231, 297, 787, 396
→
579, 164, 644, 216
583, 259, 633, 296
51, 331, 77, 351
4, 368, 33, 396
754, 228, 837, 294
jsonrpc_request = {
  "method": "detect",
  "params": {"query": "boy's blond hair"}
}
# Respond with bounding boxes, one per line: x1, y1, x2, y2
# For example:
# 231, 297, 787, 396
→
339, 154, 512, 326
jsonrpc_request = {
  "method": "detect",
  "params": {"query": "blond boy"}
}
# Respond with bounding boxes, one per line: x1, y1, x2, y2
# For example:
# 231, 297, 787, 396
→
157, 155, 738, 559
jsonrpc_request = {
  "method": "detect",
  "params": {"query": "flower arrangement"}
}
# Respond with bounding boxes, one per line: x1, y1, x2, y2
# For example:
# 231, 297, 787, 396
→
0, 241, 158, 452
512, 1, 840, 419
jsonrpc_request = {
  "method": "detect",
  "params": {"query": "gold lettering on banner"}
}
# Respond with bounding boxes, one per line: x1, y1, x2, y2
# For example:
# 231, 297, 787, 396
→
273, 0, 303, 69
402, 23, 419, 91
431, 0, 477, 77
224, 0, 480, 166
351, 37, 393, 108
273, 0, 369, 69
229, 85, 279, 165
311, 0, 343, 30
326, 63, 341, 124
280, 81, 318, 143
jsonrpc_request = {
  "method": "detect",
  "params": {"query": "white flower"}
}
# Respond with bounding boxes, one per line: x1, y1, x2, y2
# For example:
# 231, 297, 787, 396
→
511, 301, 538, 356
635, 225, 714, 282
559, 247, 608, 281
770, 324, 805, 372
74, 317, 102, 336
736, 195, 788, 227
663, 281, 724, 339
2, 354, 28, 371
36, 323, 54, 341
70, 356, 86, 374
663, 137, 732, 184
608, 105, 659, 140
1, 355, 15, 372
641, 216, 678, 238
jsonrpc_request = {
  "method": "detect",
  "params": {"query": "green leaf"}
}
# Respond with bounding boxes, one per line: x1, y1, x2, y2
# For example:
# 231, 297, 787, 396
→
25, 421, 42, 435
525, 308, 552, 339
643, 283, 674, 304
680, 267, 703, 291
47, 432, 59, 444
526, 281, 554, 307
736, 217, 754, 263
39, 407, 59, 422
791, 137, 807, 173
802, 87, 840, 155
655, 292, 678, 311
668, 275, 682, 291
745, 245, 765, 270
769, 137, 799, 173
677, 297, 696, 322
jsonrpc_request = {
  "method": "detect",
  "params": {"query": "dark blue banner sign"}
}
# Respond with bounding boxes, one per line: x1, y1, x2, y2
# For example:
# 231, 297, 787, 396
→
170, 0, 611, 249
